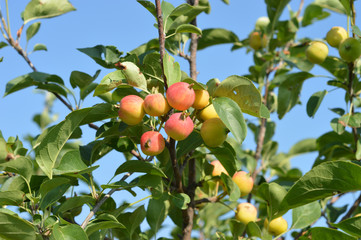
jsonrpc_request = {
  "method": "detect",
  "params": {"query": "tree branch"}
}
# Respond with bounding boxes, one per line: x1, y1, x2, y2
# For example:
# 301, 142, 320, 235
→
341, 192, 361, 221
155, 0, 168, 90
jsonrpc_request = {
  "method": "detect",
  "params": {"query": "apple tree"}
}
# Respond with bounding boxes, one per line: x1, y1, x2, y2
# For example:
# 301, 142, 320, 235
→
1, 0, 361, 239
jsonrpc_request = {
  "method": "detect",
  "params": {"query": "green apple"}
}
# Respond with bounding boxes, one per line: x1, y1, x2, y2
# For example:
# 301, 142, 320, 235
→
306, 41, 328, 64
338, 37, 361, 62
255, 16, 270, 31
201, 118, 228, 147
326, 26, 348, 48
249, 32, 262, 50
232, 171, 254, 197
264, 217, 288, 236
235, 202, 257, 225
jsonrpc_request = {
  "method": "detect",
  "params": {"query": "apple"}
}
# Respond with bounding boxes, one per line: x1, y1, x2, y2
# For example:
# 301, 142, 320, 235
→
164, 112, 194, 140
235, 202, 257, 225
249, 32, 267, 50
339, 37, 361, 62
198, 104, 219, 121
201, 118, 228, 147
118, 95, 145, 125
192, 89, 209, 109
305, 41, 328, 64
143, 93, 170, 116
166, 82, 195, 111
264, 217, 288, 236
232, 171, 254, 197
326, 26, 348, 48
206, 78, 220, 97
210, 160, 228, 176
255, 16, 270, 31
140, 131, 165, 156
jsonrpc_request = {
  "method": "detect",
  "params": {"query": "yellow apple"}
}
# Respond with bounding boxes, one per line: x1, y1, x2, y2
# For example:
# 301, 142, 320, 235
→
264, 217, 288, 236
192, 89, 210, 109
326, 26, 348, 48
210, 160, 228, 177
198, 104, 219, 121
232, 171, 254, 197
305, 41, 328, 64
235, 202, 257, 225
201, 118, 228, 147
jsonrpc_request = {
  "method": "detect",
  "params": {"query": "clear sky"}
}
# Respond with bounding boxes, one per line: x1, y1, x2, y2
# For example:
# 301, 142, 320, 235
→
1, 0, 360, 238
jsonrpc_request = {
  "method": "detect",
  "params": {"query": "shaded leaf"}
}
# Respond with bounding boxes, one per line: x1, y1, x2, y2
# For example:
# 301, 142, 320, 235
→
171, 193, 190, 210
0, 212, 37, 240
175, 24, 202, 35
114, 161, 166, 178
51, 224, 88, 240
0, 156, 32, 183
0, 191, 24, 206
308, 227, 356, 240
257, 182, 287, 218
291, 201, 321, 229
176, 131, 203, 159
302, 4, 330, 27
331, 216, 361, 238
26, 22, 41, 42
197, 28, 239, 50
146, 195, 169, 233
220, 173, 241, 201
53, 150, 99, 175
209, 142, 237, 176
288, 138, 317, 156
78, 45, 122, 68
307, 90, 327, 117
137, 0, 156, 18
314, 0, 348, 14
246, 221, 262, 238
163, 52, 181, 87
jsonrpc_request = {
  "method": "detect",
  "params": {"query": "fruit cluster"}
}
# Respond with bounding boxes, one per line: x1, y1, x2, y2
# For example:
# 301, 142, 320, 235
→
117, 82, 229, 156
306, 26, 361, 64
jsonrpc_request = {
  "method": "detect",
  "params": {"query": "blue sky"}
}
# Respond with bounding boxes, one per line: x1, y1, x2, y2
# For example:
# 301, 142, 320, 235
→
1, 0, 361, 238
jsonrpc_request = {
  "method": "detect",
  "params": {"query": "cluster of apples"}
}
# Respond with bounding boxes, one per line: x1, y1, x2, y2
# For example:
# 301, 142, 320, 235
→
306, 26, 361, 64
118, 82, 229, 156
211, 160, 288, 236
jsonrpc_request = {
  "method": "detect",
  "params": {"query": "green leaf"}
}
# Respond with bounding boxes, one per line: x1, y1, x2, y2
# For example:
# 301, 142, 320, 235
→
339, 0, 351, 16
26, 22, 41, 42
118, 62, 147, 91
307, 90, 328, 117
0, 156, 33, 182
220, 173, 241, 201
265, 0, 291, 33
352, 25, 361, 38
128, 205, 147, 237
70, 70, 100, 89
257, 182, 287, 218
214, 75, 264, 117
93, 70, 125, 96
314, 0, 348, 14
4, 72, 64, 97
246, 221, 262, 238
53, 150, 99, 175
320, 56, 348, 79
171, 193, 190, 210
167, 3, 208, 31
331, 216, 361, 238
288, 138, 317, 156
146, 195, 169, 233
114, 161, 167, 178
137, 0, 156, 18
276, 72, 314, 119
51, 224, 88, 240
0, 191, 24, 206
197, 28, 239, 50
39, 177, 71, 209
278, 161, 361, 215
80, 83, 97, 100
209, 142, 237, 176
36, 83, 67, 97
0, 212, 37, 240
308, 227, 356, 240
330, 118, 345, 134
213, 97, 247, 144
291, 201, 321, 229
0, 41, 8, 49
176, 131, 203, 159
85, 219, 124, 236
301, 4, 330, 27
78, 45, 122, 69
56, 196, 95, 214
163, 52, 181, 87
23, 0, 76, 24
175, 24, 202, 35
356, 139, 361, 160
32, 43, 47, 52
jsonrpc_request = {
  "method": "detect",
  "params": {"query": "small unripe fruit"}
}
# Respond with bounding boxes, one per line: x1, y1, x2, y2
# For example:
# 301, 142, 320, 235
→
198, 104, 219, 121
166, 82, 195, 111
306, 41, 328, 64
201, 118, 228, 147
164, 113, 194, 141
118, 95, 145, 125
210, 160, 228, 177
232, 171, 254, 197
338, 37, 361, 62
255, 16, 270, 31
326, 26, 348, 48
140, 131, 165, 156
192, 90, 209, 109
143, 93, 170, 116
236, 202, 257, 225
249, 32, 262, 50
264, 217, 288, 236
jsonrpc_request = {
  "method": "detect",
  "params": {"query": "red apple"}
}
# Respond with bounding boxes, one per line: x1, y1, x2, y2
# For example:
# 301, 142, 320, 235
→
164, 112, 194, 140
140, 131, 165, 156
166, 82, 195, 111
118, 95, 145, 125
143, 93, 170, 116
232, 171, 254, 197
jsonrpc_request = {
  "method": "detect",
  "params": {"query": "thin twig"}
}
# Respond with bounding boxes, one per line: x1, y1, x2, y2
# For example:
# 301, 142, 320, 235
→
341, 193, 361, 221
296, 0, 304, 19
